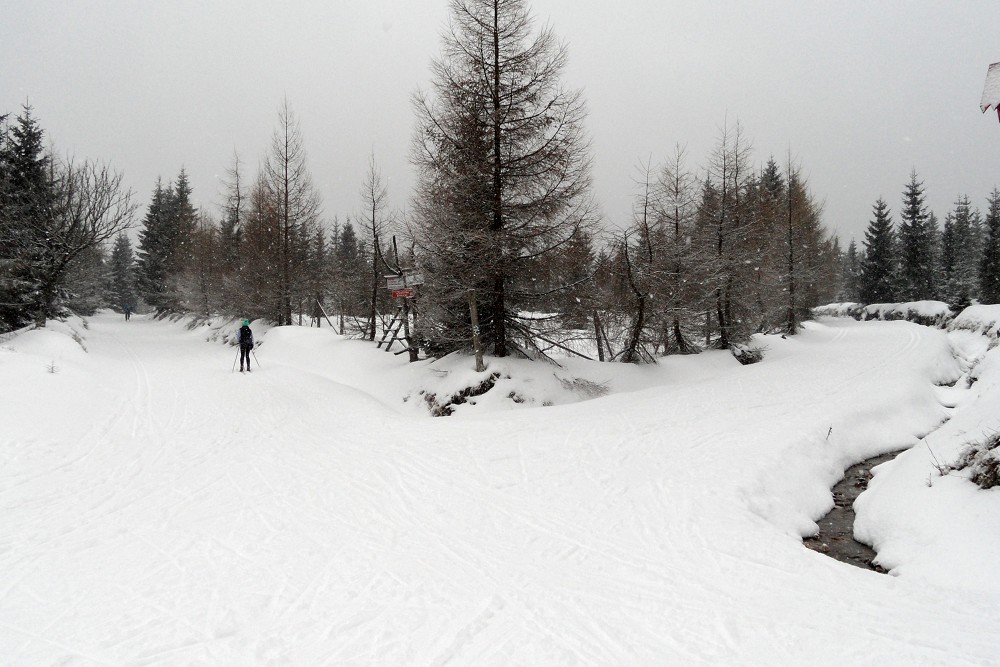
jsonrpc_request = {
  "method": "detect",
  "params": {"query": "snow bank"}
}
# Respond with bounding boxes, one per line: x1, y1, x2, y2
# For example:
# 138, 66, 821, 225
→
854, 320, 1000, 593
814, 301, 955, 327
860, 301, 954, 327
948, 303, 1000, 338
811, 302, 863, 318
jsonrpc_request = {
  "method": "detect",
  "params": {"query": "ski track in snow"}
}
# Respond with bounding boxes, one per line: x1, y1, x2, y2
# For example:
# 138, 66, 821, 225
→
0, 313, 998, 665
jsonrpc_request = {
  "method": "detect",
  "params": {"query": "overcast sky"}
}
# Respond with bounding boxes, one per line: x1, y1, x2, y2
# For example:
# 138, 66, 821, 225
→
3, 0, 999, 244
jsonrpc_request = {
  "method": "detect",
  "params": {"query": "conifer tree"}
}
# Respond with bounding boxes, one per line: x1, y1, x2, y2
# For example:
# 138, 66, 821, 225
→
260, 102, 321, 325
169, 168, 198, 278
411, 0, 595, 357
136, 179, 173, 311
109, 233, 137, 313
897, 171, 936, 301
0, 105, 53, 328
980, 188, 1000, 304
657, 146, 702, 353
937, 196, 980, 306
840, 238, 862, 302
860, 198, 897, 304
334, 220, 368, 320
700, 122, 755, 348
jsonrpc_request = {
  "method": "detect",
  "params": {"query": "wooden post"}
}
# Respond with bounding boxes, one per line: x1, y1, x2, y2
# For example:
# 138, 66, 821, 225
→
316, 299, 337, 330
401, 298, 419, 362
468, 289, 485, 372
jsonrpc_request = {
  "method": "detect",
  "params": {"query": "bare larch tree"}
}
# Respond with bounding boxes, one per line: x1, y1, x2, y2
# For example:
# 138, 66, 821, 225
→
411, 0, 595, 358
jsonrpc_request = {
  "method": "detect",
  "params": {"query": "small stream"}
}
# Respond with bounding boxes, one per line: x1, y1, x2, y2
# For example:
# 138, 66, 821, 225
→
803, 451, 903, 572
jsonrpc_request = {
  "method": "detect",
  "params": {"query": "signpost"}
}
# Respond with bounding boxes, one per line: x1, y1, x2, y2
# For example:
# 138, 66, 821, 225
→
391, 288, 414, 299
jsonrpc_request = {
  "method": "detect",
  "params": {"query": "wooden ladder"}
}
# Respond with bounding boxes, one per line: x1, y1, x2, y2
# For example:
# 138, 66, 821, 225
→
377, 307, 406, 351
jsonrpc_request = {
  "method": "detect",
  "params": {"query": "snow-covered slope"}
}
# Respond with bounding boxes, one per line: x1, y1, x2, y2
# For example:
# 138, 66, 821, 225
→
1, 313, 997, 665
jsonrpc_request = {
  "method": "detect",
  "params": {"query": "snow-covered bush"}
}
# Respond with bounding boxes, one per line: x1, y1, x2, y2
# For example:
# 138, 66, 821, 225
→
948, 304, 1000, 340
858, 301, 953, 327
812, 302, 863, 318
731, 343, 764, 365
952, 432, 1000, 490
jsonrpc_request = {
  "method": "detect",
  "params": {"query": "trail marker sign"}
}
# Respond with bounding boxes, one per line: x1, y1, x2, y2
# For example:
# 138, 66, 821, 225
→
385, 271, 424, 290
391, 288, 415, 299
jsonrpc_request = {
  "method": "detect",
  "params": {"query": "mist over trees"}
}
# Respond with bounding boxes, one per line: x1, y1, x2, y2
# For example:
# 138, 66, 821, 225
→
3, 0, 998, 367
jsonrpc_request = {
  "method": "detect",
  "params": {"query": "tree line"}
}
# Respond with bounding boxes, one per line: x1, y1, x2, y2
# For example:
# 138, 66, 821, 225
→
844, 171, 1000, 309
3, 0, 997, 365
0, 106, 136, 330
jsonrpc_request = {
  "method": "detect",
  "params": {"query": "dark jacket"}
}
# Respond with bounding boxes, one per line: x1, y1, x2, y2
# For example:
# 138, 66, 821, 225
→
238, 325, 254, 348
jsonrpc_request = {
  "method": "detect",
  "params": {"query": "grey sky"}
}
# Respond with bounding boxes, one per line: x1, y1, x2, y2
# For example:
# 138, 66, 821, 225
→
3, 1, 998, 244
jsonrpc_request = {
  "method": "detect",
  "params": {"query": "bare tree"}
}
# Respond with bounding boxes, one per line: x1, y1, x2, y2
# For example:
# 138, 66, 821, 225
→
32, 158, 137, 324
263, 100, 320, 325
359, 154, 394, 341
703, 120, 754, 348
656, 145, 702, 354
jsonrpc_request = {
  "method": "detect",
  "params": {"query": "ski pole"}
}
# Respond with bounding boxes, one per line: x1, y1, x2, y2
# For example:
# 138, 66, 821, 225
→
251, 348, 261, 369
232, 347, 239, 372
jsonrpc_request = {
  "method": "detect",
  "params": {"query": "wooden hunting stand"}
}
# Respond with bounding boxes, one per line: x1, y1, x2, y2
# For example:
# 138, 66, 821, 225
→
377, 268, 422, 362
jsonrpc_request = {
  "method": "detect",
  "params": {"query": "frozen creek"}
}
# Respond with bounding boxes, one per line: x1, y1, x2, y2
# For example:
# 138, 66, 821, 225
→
803, 451, 901, 572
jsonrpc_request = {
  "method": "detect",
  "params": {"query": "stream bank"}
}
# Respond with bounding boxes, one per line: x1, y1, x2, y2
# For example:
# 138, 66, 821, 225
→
803, 451, 903, 572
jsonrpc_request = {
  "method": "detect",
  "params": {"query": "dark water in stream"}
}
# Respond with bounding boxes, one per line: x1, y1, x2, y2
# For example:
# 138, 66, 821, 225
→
803, 451, 902, 572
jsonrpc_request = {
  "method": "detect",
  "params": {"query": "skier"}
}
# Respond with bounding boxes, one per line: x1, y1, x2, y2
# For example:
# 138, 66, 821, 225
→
237, 319, 254, 372
123, 305, 131, 321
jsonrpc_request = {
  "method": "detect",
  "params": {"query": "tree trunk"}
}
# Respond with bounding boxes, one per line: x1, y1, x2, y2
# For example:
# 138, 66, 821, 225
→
368, 238, 379, 341
490, 1, 507, 358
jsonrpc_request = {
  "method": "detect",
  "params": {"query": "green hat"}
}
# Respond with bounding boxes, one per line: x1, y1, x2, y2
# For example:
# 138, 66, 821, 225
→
242, 319, 249, 326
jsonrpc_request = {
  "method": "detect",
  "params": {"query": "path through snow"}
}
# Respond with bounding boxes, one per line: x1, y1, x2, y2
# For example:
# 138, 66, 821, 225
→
0, 313, 997, 664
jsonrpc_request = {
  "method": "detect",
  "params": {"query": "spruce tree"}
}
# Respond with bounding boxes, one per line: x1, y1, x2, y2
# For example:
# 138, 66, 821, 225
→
938, 210, 958, 302
168, 168, 198, 279
859, 198, 897, 304
980, 189, 1000, 304
897, 171, 936, 301
840, 238, 862, 302
109, 233, 137, 313
136, 179, 173, 311
0, 106, 53, 328
939, 196, 979, 307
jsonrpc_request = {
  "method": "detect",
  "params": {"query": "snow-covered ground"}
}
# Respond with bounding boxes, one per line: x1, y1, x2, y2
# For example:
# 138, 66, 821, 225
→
1, 312, 998, 665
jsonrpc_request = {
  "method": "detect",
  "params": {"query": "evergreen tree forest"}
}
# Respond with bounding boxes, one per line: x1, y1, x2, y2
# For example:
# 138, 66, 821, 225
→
3, 0, 999, 365
848, 176, 1000, 311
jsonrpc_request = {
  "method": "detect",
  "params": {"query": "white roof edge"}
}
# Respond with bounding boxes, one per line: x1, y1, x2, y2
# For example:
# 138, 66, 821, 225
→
981, 62, 1000, 113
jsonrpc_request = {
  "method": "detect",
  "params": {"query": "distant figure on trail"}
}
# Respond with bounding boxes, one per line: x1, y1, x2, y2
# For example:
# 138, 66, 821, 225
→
238, 319, 254, 372
124, 305, 131, 321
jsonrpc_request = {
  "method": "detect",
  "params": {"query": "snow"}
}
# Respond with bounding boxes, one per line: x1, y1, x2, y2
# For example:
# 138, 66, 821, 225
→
2, 312, 999, 664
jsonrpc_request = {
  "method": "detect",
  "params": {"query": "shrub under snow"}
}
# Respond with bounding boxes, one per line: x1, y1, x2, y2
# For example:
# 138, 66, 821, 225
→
952, 432, 1000, 490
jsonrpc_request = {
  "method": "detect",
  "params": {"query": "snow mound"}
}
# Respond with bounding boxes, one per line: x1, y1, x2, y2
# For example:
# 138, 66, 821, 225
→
812, 302, 863, 318
948, 304, 1000, 339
